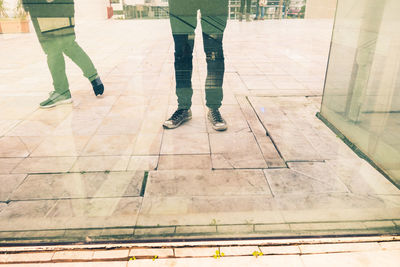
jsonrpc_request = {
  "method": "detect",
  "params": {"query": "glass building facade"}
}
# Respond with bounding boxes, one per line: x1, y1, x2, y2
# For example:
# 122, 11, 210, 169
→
0, 0, 399, 245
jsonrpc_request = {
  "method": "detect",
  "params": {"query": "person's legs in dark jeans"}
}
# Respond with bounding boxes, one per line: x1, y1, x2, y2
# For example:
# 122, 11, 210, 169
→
202, 33, 224, 110
163, 0, 197, 128
172, 33, 195, 110
240, 0, 245, 13
200, 0, 228, 130
240, 0, 252, 13
240, 0, 252, 20
200, 1, 228, 110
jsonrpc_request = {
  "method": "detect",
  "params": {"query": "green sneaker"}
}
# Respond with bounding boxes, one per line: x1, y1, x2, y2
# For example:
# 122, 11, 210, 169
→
40, 91, 72, 109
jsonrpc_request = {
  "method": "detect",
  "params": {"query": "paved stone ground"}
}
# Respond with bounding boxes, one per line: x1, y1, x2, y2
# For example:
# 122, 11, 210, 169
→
0, 19, 399, 243
0, 238, 400, 266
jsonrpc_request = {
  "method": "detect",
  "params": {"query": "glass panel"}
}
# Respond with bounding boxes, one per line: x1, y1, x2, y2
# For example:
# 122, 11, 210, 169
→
320, 0, 400, 186
0, 0, 399, 245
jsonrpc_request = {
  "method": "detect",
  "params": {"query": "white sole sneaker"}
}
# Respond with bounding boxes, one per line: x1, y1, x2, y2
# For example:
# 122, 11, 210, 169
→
39, 98, 73, 109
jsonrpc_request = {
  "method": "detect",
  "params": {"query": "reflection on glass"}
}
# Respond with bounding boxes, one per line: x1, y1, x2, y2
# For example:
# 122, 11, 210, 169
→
320, 0, 400, 185
163, 0, 228, 131
22, 0, 104, 108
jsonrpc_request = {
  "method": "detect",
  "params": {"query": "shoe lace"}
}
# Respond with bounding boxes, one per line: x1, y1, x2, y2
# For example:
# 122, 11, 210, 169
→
210, 109, 223, 123
170, 109, 186, 121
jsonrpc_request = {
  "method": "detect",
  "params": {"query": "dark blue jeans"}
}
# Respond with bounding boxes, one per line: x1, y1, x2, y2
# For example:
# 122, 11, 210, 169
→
240, 0, 252, 14
169, 0, 228, 110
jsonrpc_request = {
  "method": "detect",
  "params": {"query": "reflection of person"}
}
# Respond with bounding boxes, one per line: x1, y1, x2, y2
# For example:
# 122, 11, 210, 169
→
239, 0, 252, 22
22, 0, 104, 108
255, 0, 266, 20
163, 0, 228, 131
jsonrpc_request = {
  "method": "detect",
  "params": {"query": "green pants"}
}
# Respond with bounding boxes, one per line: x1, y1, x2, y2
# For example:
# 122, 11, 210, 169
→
39, 34, 98, 94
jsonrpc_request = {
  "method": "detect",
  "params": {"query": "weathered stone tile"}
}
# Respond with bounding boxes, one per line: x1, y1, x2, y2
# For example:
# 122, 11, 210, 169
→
10, 171, 143, 200
265, 163, 348, 196
47, 197, 142, 228
19, 136, 45, 153
0, 158, 24, 174
235, 96, 286, 167
241, 76, 276, 90
53, 117, 103, 136
211, 154, 234, 169
217, 224, 254, 234
0, 200, 57, 231
290, 222, 366, 231
176, 225, 217, 234
0, 174, 27, 201
130, 248, 174, 257
100, 228, 134, 237
220, 246, 260, 256
0, 120, 19, 136
5, 120, 57, 137
160, 132, 210, 155
255, 224, 291, 232
12, 157, 77, 174
70, 156, 130, 172
363, 221, 396, 229
82, 135, 136, 156
0, 137, 30, 157
249, 96, 322, 161
127, 156, 158, 171
96, 116, 143, 135
274, 193, 400, 222
174, 247, 218, 257
299, 242, 381, 254
6, 252, 54, 263
380, 241, 400, 250
158, 155, 211, 170
327, 159, 400, 195
137, 195, 283, 226
131, 133, 163, 155
134, 227, 175, 236
52, 250, 94, 261
30, 136, 91, 157
209, 132, 267, 169
260, 245, 300, 255
93, 249, 129, 259
145, 170, 271, 197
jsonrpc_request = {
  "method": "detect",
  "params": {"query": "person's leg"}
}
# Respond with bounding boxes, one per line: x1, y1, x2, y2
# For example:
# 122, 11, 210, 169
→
40, 39, 69, 95
202, 33, 224, 110
200, 1, 228, 110
240, 0, 245, 14
36, 38, 72, 108
261, 6, 265, 19
163, 0, 197, 129
168, 0, 197, 110
246, 0, 252, 14
255, 0, 260, 19
62, 35, 98, 82
201, 0, 228, 131
172, 34, 195, 110
61, 35, 104, 95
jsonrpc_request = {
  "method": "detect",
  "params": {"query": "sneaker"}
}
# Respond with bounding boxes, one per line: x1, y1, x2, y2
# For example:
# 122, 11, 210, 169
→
39, 91, 72, 109
91, 77, 104, 96
163, 109, 192, 129
208, 108, 227, 131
